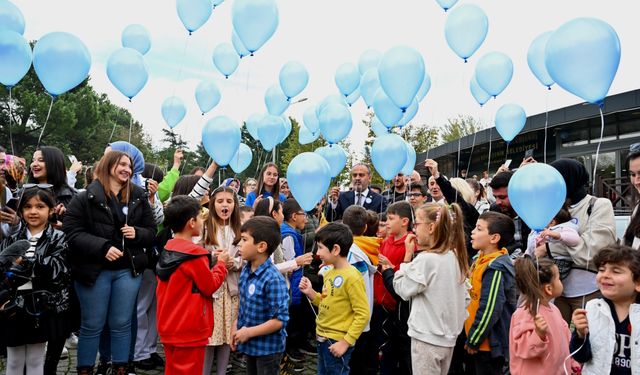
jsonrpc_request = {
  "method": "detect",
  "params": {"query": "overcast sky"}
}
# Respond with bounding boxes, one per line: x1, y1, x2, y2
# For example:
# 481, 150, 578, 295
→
13, 0, 640, 155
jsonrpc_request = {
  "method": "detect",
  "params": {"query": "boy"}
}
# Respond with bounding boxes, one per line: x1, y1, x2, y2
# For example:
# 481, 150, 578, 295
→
465, 211, 517, 375
155, 196, 230, 375
407, 183, 428, 209
239, 205, 254, 225
342, 206, 380, 375
232, 216, 289, 375
571, 244, 640, 374
299, 223, 369, 375
281, 198, 313, 362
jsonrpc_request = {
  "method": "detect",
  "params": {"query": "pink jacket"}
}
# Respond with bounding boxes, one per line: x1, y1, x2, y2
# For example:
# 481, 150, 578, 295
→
509, 303, 579, 375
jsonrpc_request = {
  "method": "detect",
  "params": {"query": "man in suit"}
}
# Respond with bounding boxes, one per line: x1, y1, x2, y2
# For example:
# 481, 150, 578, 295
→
325, 163, 387, 221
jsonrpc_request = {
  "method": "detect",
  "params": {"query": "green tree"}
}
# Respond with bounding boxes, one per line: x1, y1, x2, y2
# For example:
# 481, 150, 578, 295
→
439, 115, 484, 144
397, 122, 440, 153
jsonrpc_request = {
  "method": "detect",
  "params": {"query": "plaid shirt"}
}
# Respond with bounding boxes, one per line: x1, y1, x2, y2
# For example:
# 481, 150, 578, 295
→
237, 258, 289, 356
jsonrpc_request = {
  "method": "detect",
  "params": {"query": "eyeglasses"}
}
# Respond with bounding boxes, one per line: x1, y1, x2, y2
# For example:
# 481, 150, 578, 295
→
413, 221, 427, 228
23, 183, 53, 191
294, 211, 306, 216
631, 143, 640, 153
407, 193, 423, 198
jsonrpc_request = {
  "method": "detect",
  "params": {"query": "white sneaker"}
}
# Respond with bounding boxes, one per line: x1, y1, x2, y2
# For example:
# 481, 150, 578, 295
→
66, 333, 79, 348
60, 346, 69, 360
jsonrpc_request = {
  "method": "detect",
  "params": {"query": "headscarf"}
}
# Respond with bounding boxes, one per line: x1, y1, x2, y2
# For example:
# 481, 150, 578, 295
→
221, 177, 241, 194
550, 158, 589, 204
109, 141, 145, 186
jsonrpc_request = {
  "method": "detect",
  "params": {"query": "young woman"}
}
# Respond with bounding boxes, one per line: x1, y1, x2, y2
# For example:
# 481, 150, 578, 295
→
245, 163, 286, 208
280, 177, 291, 199
0, 187, 71, 375
63, 151, 155, 375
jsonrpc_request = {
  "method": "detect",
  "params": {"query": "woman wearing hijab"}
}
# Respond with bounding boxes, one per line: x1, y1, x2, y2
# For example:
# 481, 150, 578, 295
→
624, 143, 640, 250
547, 158, 617, 323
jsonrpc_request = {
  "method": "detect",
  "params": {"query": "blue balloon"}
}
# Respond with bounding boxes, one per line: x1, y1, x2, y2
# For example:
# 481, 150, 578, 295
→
398, 98, 418, 127
415, 72, 431, 102
177, 0, 211, 34
316, 94, 348, 118
475, 51, 513, 98
360, 68, 380, 108
231, 31, 250, 58
508, 163, 567, 231
258, 114, 285, 151
303, 106, 320, 135
232, 0, 279, 54
315, 144, 347, 178
279, 115, 292, 143
371, 116, 388, 137
346, 88, 360, 106
212, 43, 239, 78
436, 0, 458, 11
195, 79, 221, 114
372, 88, 403, 128
212, 0, 225, 7
335, 63, 360, 97
161, 96, 186, 129
378, 46, 425, 110
245, 113, 263, 140
107, 48, 148, 100
371, 134, 407, 181
470, 74, 491, 107
0, 30, 31, 88
527, 31, 554, 89
0, 0, 24, 35
444, 4, 488, 62
545, 18, 620, 106
33, 32, 91, 96
265, 84, 289, 116
287, 152, 331, 211
319, 103, 352, 144
279, 61, 308, 99
202, 115, 241, 167
299, 125, 320, 145
229, 143, 252, 173
401, 142, 417, 176
121, 24, 151, 55
495, 103, 526, 143
358, 49, 381, 75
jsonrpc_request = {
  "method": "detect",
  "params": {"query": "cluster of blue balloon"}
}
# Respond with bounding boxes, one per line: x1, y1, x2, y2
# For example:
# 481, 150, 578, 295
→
0, 0, 90, 98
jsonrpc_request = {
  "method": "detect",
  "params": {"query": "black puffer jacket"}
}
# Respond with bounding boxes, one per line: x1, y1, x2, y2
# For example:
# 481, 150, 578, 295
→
0, 223, 71, 314
63, 180, 155, 286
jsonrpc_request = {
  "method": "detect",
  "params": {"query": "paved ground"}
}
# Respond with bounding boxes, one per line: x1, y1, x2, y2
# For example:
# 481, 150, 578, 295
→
0, 343, 318, 374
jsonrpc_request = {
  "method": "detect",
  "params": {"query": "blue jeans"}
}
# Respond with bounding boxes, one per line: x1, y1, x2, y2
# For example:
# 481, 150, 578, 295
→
75, 269, 142, 367
317, 340, 354, 375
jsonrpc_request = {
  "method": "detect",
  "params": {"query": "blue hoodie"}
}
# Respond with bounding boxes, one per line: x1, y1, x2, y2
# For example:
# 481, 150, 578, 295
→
281, 222, 304, 305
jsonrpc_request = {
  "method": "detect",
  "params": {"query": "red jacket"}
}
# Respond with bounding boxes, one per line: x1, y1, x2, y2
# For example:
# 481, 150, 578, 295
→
373, 233, 411, 311
156, 238, 228, 346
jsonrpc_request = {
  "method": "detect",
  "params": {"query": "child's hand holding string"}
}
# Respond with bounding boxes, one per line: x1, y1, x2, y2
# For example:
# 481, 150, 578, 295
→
404, 233, 416, 262
121, 225, 136, 239
534, 314, 549, 340
572, 309, 589, 338
378, 254, 394, 272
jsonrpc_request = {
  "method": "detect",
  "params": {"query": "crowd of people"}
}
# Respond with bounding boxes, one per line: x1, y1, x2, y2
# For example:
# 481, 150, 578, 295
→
0, 140, 639, 375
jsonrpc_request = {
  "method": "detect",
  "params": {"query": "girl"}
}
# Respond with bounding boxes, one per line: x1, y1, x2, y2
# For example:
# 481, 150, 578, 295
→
280, 177, 291, 199
467, 178, 490, 215
202, 186, 243, 375
63, 151, 155, 375
624, 142, 640, 249
391, 203, 469, 375
0, 187, 71, 375
509, 257, 578, 375
245, 163, 286, 208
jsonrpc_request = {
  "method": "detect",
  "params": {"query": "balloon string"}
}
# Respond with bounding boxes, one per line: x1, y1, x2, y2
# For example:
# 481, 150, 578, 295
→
36, 94, 55, 148
108, 120, 117, 144
456, 138, 461, 177
487, 127, 492, 173
128, 103, 134, 144
466, 131, 477, 177
8, 87, 15, 156
592, 107, 605, 194
543, 88, 550, 164
505, 142, 510, 164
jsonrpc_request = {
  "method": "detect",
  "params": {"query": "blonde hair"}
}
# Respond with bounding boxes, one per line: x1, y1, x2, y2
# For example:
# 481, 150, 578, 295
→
450, 177, 475, 204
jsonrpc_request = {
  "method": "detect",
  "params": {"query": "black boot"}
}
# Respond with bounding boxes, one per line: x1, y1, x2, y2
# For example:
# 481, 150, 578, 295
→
77, 366, 94, 375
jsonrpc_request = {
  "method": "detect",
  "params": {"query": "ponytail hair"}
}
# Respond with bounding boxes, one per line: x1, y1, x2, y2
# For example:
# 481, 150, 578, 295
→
416, 203, 469, 282
513, 257, 556, 316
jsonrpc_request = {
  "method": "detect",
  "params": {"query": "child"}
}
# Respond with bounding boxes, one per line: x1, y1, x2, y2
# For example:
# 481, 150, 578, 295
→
376, 212, 388, 239
570, 244, 640, 374
299, 222, 369, 375
526, 207, 580, 280
510, 257, 578, 375
239, 205, 254, 225
245, 163, 286, 208
0, 187, 71, 375
232, 216, 289, 375
465, 211, 517, 374
372, 201, 414, 373
156, 196, 229, 375
342, 206, 380, 374
281, 198, 313, 360
202, 186, 243, 375
391, 203, 470, 375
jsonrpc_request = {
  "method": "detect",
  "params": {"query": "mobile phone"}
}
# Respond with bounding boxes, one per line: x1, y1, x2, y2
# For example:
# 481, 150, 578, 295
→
504, 159, 512, 169
524, 149, 534, 159
68, 155, 78, 164
5, 197, 18, 211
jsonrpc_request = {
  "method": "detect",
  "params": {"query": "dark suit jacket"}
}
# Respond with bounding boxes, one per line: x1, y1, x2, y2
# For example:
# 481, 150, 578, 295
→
325, 189, 388, 222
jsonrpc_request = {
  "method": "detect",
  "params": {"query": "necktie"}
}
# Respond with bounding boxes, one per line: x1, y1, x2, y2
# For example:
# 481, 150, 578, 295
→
356, 193, 363, 206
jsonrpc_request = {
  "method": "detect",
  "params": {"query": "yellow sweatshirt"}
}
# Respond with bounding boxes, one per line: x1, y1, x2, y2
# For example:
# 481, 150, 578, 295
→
312, 265, 370, 345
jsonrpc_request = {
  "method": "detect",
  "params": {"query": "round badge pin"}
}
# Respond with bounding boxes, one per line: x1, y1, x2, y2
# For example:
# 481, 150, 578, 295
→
248, 283, 256, 295
333, 276, 344, 288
